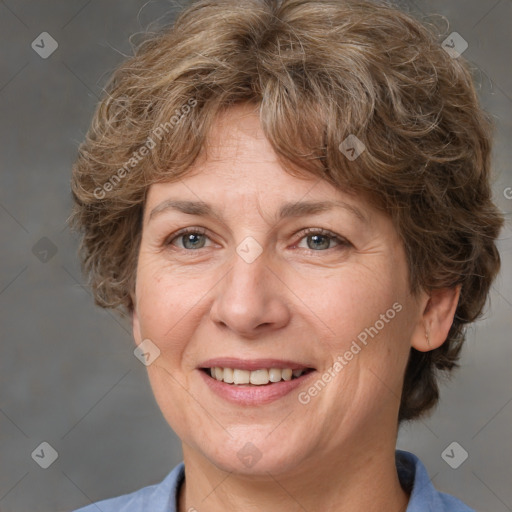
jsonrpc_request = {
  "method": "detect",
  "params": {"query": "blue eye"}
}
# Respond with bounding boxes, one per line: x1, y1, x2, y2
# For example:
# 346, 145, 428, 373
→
167, 228, 210, 250
295, 228, 349, 252
165, 227, 350, 253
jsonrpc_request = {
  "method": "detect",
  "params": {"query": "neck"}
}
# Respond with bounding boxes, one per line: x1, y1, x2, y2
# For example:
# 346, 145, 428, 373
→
178, 441, 409, 512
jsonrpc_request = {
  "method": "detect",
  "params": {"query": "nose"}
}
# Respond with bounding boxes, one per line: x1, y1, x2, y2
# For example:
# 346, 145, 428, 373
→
209, 241, 291, 339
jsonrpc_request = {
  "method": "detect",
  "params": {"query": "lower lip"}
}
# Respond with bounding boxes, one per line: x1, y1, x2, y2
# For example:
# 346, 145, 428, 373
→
198, 369, 315, 406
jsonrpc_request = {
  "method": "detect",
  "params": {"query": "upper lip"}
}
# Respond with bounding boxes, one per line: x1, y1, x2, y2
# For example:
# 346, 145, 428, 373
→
199, 358, 315, 371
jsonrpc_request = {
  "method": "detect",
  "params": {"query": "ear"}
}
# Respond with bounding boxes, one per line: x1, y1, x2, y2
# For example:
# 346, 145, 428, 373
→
411, 284, 461, 352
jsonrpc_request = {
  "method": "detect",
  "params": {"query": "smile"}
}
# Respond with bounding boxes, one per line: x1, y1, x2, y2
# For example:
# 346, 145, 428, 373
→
203, 367, 314, 385
198, 358, 317, 405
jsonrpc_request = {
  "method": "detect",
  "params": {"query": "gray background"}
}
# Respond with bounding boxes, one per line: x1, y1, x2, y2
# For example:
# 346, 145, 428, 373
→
0, 1, 510, 511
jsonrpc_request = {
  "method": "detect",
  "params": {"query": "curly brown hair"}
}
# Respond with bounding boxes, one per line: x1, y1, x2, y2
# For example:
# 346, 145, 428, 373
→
69, 0, 504, 422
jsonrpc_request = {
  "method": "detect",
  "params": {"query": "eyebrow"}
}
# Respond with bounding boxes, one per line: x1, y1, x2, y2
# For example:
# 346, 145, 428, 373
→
148, 199, 369, 225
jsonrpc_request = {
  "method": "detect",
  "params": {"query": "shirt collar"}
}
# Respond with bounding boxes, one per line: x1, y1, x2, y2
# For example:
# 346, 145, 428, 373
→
160, 450, 473, 512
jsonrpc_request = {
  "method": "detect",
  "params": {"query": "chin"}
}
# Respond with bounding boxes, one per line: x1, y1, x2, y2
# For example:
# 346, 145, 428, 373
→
195, 432, 311, 477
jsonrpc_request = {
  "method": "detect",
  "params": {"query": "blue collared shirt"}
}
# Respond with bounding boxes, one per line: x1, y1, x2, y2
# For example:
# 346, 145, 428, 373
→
73, 450, 474, 511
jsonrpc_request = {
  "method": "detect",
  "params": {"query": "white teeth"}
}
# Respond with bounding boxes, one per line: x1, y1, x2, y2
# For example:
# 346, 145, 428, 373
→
223, 367, 234, 383
281, 369, 293, 381
233, 369, 250, 385
268, 368, 282, 382
250, 369, 269, 385
208, 367, 307, 385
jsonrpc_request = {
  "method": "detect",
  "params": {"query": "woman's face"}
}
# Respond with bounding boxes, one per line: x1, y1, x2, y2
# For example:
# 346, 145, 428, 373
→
132, 104, 425, 476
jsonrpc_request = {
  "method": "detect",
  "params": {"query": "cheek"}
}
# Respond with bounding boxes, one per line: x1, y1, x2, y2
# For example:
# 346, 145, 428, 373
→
303, 264, 405, 349
135, 256, 220, 371
135, 263, 206, 435
135, 260, 188, 349
305, 254, 413, 407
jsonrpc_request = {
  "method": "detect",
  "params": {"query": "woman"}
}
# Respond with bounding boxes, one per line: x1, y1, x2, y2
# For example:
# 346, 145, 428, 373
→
69, 0, 504, 510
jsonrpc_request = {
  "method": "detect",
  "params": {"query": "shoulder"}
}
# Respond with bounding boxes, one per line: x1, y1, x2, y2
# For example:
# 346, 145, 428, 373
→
71, 462, 184, 512
396, 450, 475, 512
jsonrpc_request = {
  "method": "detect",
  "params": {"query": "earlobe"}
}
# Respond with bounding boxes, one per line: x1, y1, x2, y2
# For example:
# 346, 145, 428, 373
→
411, 284, 461, 353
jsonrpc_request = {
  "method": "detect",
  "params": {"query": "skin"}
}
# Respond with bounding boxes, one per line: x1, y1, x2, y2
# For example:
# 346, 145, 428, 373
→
131, 103, 460, 512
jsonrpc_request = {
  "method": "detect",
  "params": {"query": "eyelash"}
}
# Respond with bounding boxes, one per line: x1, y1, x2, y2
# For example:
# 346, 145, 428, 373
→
164, 227, 351, 255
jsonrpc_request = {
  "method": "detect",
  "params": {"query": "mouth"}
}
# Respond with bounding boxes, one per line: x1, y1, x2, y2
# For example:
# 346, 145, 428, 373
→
197, 359, 317, 405
200, 366, 315, 386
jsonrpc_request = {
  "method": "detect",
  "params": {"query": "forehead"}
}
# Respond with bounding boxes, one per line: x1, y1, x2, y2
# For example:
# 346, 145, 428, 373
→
186, 103, 285, 181
144, 104, 376, 226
